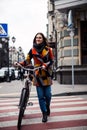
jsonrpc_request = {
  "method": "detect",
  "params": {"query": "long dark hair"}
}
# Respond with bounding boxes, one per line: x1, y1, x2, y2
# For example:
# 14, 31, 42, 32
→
33, 32, 48, 46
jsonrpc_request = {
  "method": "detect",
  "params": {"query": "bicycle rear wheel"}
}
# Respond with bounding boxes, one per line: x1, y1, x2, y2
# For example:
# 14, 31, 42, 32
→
17, 88, 28, 129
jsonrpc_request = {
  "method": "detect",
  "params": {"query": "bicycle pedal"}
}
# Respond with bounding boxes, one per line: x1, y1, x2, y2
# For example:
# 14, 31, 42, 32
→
28, 102, 33, 106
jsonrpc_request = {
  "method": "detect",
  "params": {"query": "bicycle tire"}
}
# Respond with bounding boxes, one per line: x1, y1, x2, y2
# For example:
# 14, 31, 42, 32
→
17, 88, 27, 129
18, 88, 25, 107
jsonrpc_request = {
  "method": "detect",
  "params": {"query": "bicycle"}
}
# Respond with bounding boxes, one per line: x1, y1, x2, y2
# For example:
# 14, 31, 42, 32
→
16, 63, 42, 130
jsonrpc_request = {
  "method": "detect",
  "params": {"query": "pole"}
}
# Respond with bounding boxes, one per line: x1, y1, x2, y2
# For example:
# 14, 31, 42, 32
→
12, 36, 16, 66
7, 39, 10, 82
0, 43, 2, 68
70, 30, 74, 87
18, 51, 19, 62
67, 10, 74, 87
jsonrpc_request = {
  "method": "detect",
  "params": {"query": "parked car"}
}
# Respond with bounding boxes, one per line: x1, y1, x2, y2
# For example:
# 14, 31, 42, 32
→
0, 69, 7, 82
14, 70, 19, 80
0, 67, 15, 82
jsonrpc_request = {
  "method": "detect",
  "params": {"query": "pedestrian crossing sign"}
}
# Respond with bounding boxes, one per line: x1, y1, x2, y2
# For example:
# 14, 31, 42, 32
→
0, 23, 8, 37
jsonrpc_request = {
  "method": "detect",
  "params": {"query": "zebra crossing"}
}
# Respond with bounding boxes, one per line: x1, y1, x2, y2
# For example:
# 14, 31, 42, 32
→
0, 95, 87, 130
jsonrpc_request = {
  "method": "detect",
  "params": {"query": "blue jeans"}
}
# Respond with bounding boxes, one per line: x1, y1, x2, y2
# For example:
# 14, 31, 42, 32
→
36, 86, 51, 113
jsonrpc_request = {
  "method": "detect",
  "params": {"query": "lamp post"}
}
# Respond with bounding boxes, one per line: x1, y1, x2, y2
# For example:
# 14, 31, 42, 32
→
11, 36, 16, 66
17, 47, 22, 62
12, 36, 16, 43
0, 43, 2, 68
67, 10, 74, 88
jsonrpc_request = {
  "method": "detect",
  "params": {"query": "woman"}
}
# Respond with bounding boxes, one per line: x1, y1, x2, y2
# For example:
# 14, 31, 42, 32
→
16, 32, 54, 123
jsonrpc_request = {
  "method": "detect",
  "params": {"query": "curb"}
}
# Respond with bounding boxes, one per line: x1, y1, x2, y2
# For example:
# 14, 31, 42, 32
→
52, 91, 87, 96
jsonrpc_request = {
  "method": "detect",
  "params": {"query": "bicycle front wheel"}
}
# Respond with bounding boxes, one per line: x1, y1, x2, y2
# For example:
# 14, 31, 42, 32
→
17, 88, 27, 129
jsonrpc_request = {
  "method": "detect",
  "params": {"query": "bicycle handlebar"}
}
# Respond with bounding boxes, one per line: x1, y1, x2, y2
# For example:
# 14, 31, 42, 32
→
15, 62, 42, 71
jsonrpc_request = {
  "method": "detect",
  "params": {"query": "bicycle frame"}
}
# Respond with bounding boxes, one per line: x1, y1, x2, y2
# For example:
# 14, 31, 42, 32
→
17, 64, 42, 130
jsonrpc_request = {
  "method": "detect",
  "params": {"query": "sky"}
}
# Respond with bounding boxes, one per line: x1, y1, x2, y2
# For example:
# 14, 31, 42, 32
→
0, 0, 48, 55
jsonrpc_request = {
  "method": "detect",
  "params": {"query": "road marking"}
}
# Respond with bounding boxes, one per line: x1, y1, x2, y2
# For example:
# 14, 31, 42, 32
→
0, 96, 87, 129
0, 92, 20, 96
0, 91, 36, 97
49, 126, 87, 130
0, 114, 87, 128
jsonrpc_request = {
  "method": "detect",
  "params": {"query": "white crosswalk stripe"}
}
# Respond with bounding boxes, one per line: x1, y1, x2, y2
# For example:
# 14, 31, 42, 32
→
0, 96, 87, 130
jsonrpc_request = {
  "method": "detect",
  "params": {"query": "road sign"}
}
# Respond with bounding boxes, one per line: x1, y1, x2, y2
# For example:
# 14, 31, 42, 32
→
0, 23, 8, 37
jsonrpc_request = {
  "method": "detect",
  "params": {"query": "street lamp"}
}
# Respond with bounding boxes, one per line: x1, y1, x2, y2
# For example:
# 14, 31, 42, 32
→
0, 43, 2, 68
67, 10, 74, 88
11, 36, 16, 66
17, 47, 22, 62
12, 36, 16, 43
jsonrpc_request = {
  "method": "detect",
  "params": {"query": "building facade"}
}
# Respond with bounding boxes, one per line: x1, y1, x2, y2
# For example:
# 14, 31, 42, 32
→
0, 37, 25, 68
47, 0, 87, 84
9, 46, 25, 66
0, 37, 9, 68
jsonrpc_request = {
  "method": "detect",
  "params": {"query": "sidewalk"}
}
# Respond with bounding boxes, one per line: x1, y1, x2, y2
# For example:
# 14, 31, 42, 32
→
52, 80, 87, 96
0, 80, 87, 98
